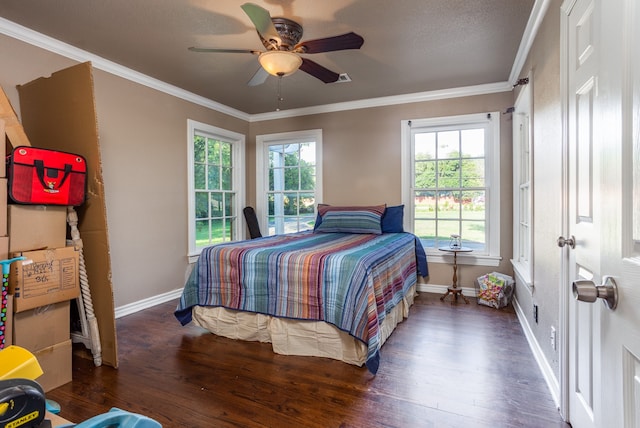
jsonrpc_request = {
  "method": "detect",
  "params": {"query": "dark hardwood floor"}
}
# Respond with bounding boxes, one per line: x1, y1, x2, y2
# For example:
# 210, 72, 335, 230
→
47, 293, 570, 427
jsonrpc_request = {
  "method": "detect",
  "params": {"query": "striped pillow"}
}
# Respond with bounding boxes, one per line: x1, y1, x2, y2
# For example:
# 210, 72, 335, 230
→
314, 204, 385, 234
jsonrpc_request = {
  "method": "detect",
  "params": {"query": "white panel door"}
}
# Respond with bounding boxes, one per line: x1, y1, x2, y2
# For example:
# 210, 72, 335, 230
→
564, 0, 640, 426
598, 1, 640, 426
566, 0, 600, 425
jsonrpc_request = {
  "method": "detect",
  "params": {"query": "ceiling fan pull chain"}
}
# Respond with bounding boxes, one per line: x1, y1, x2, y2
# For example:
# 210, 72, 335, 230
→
276, 74, 284, 111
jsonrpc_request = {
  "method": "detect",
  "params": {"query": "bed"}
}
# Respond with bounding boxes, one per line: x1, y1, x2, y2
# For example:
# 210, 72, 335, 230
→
174, 205, 428, 373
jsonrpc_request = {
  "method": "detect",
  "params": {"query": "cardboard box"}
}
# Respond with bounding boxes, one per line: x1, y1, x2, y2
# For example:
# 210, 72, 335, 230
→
8, 205, 67, 253
13, 301, 70, 351
0, 178, 6, 236
0, 86, 33, 151
9, 247, 80, 312
47, 412, 73, 427
0, 118, 6, 177
34, 339, 72, 392
8, 205, 67, 252
19, 63, 118, 368
0, 236, 8, 260
1, 294, 13, 349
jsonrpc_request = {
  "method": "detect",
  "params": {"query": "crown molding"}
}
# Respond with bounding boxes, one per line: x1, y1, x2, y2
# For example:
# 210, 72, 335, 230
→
0, 17, 251, 122
509, 0, 552, 83
249, 81, 513, 122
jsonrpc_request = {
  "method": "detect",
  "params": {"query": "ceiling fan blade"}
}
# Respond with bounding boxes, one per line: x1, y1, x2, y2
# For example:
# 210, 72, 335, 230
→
299, 58, 340, 83
247, 67, 269, 86
241, 3, 281, 47
294, 32, 364, 54
188, 47, 260, 54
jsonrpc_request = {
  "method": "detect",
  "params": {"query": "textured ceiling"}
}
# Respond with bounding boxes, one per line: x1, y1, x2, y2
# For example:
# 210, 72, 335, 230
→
0, 0, 535, 114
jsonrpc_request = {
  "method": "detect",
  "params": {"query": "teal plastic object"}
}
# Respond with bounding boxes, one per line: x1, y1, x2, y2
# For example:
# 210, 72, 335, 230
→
0, 257, 25, 276
46, 398, 61, 414
58, 408, 162, 428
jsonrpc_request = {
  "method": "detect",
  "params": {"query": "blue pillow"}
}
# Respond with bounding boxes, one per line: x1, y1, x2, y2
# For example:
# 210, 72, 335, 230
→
314, 204, 385, 234
313, 204, 329, 231
381, 205, 404, 233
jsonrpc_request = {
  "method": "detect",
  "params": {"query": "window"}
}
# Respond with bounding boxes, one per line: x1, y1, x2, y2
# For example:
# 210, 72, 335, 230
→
256, 130, 322, 236
512, 83, 533, 285
401, 112, 501, 266
187, 120, 245, 258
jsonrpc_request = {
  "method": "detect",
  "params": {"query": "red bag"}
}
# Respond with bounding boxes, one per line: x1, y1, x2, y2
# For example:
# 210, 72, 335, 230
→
7, 146, 87, 206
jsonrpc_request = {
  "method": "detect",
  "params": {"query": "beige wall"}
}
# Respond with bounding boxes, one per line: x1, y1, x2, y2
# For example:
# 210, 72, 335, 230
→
92, 71, 248, 307
0, 36, 77, 115
513, 0, 563, 377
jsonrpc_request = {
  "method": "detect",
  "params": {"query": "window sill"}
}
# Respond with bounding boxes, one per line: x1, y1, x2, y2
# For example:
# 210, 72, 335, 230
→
510, 259, 533, 293
428, 252, 502, 267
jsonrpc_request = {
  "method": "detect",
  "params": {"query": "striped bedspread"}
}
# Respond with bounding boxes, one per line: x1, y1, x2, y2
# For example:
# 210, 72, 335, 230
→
175, 231, 420, 373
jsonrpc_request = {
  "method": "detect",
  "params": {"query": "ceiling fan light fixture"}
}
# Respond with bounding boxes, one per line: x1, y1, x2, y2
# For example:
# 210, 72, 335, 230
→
258, 51, 302, 77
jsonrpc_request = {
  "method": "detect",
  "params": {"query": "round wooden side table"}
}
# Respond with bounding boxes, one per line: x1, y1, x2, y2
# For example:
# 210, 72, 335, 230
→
438, 246, 473, 304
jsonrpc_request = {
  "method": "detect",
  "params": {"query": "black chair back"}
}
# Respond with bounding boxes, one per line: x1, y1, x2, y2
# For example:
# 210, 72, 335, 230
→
243, 206, 262, 239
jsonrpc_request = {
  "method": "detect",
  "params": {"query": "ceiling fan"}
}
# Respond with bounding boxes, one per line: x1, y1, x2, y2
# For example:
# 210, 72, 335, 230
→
188, 3, 364, 86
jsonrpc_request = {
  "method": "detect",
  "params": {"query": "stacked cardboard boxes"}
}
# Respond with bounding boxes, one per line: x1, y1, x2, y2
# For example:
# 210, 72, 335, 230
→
7, 184, 80, 395
1, 88, 80, 392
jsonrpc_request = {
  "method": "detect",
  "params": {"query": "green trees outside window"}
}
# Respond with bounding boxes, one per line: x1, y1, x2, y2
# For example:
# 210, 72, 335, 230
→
194, 135, 235, 247
413, 128, 487, 251
267, 142, 316, 234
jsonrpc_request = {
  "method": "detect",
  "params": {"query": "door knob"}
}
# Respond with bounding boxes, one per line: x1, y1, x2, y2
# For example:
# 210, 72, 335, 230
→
557, 235, 576, 249
572, 276, 618, 310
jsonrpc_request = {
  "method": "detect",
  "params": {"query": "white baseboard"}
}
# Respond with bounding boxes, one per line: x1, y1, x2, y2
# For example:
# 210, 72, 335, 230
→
417, 283, 477, 296
114, 288, 184, 319
512, 295, 561, 409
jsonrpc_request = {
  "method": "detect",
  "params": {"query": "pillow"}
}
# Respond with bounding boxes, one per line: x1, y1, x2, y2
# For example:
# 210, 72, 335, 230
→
381, 205, 404, 233
313, 203, 329, 231
314, 204, 385, 234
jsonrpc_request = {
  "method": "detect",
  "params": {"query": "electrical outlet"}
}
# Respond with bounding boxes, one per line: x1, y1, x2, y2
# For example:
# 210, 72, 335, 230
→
550, 326, 556, 350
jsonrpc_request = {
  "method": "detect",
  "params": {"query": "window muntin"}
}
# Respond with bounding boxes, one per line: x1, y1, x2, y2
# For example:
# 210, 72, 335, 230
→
188, 120, 245, 256
256, 130, 323, 236
194, 135, 235, 246
413, 125, 488, 251
512, 82, 533, 284
402, 112, 500, 263
267, 143, 316, 234
516, 119, 531, 264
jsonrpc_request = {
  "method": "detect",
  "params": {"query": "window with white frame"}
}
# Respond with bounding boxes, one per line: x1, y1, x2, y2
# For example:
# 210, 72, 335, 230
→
401, 112, 501, 266
512, 83, 533, 284
256, 130, 322, 236
187, 120, 245, 257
